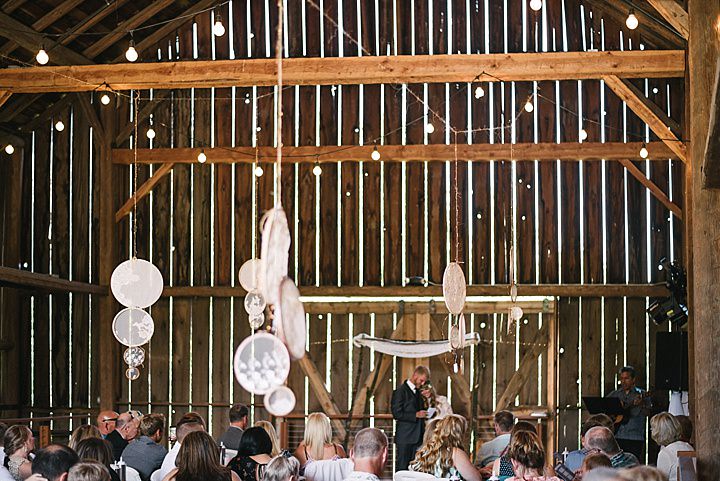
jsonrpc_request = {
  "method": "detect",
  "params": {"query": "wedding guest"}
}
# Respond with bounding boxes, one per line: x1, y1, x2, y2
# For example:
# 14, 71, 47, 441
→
410, 414, 480, 481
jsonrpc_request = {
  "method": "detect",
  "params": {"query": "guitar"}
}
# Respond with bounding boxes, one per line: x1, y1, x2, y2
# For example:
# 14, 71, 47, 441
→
612, 390, 652, 429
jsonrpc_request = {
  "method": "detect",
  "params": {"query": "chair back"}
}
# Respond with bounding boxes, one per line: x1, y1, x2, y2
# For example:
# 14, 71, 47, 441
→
303, 458, 354, 481
393, 470, 440, 481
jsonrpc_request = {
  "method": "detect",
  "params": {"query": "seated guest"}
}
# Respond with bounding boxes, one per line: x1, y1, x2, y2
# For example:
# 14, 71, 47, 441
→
674, 415, 692, 444
491, 421, 538, 478
74, 438, 120, 481
264, 456, 300, 481
504, 431, 560, 481
106, 411, 141, 461
121, 414, 167, 481
67, 462, 111, 481
421, 418, 440, 447
69, 426, 102, 452
477, 411, 514, 467
95, 413, 119, 440
157, 415, 205, 481
293, 413, 346, 471
345, 428, 387, 481
228, 427, 273, 481
31, 444, 79, 481
616, 466, 669, 481
162, 431, 239, 481
0, 422, 12, 481
650, 412, 693, 481
410, 414, 480, 481
219, 405, 249, 451
584, 427, 638, 469
577, 452, 612, 480
565, 414, 615, 472
254, 421, 288, 458
4, 425, 34, 481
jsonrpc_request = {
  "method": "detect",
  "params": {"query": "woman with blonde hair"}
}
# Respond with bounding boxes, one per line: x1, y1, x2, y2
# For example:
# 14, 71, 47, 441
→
3, 425, 34, 481
650, 412, 692, 481
69, 425, 102, 451
293, 413, 346, 470
409, 414, 480, 481
255, 421, 288, 458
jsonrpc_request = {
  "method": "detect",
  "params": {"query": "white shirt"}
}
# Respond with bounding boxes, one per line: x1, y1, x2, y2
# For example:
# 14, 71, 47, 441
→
406, 380, 417, 394
0, 447, 5, 466
158, 442, 181, 480
0, 466, 13, 481
344, 471, 380, 481
657, 441, 693, 481
477, 433, 511, 466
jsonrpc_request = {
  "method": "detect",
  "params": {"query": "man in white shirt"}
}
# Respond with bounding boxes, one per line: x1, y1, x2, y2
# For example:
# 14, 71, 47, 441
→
476, 411, 514, 468
157, 419, 205, 480
344, 428, 388, 481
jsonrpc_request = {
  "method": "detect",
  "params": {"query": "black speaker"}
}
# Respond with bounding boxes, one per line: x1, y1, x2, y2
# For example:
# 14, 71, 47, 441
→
655, 331, 688, 391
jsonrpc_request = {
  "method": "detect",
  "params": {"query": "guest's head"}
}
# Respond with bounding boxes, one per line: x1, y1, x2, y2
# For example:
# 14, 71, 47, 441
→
31, 444, 79, 481
139, 413, 165, 443
675, 415, 693, 443
410, 365, 431, 387
507, 431, 545, 475
69, 425, 102, 451
238, 426, 273, 457
3, 425, 34, 459
583, 468, 622, 481
177, 431, 231, 480
510, 420, 537, 439
67, 461, 111, 481
580, 452, 613, 476
75, 438, 114, 468
229, 404, 250, 430
617, 466, 669, 481
585, 427, 621, 457
581, 414, 615, 447
411, 415, 467, 476
115, 411, 141, 441
618, 366, 637, 391
255, 420, 281, 457
177, 411, 207, 430
651, 412, 682, 447
303, 413, 333, 460
263, 455, 300, 481
176, 420, 205, 444
350, 428, 388, 477
95, 411, 119, 437
493, 411, 514, 435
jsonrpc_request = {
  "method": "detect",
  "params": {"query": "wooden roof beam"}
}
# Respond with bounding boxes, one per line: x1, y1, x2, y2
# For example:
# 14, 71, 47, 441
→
703, 58, 720, 188
618, 158, 682, 219
0, 50, 686, 94
111, 142, 677, 165
115, 163, 174, 222
604, 75, 688, 163
646, 0, 689, 40
0, 90, 10, 108
0, 266, 106, 295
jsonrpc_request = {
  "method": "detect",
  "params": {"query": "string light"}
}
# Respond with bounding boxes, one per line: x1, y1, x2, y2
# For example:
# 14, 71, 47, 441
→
370, 146, 381, 161
626, 9, 639, 30
312, 163, 322, 176
254, 165, 264, 177
55, 120, 65, 131
100, 93, 111, 105
639, 143, 649, 159
529, 0, 543, 11
146, 128, 156, 139
474, 85, 485, 99
4, 144, 14, 154
425, 123, 435, 134
36, 47, 49, 65
213, 13, 226, 37
197, 149, 207, 163
125, 40, 138, 62
579, 128, 588, 141
524, 100, 534, 113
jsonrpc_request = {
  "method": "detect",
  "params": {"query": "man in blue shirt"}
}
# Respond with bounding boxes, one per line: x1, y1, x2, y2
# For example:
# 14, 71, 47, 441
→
122, 413, 168, 481
606, 366, 652, 463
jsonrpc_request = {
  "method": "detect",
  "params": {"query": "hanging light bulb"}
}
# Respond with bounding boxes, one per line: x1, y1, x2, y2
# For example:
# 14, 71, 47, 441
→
313, 163, 322, 176
639, 143, 649, 159
55, 120, 65, 131
4, 144, 14, 154
254, 165, 264, 177
213, 13, 226, 37
197, 149, 207, 163
474, 85, 485, 99
100, 93, 111, 105
36, 47, 49, 65
626, 9, 639, 30
529, 0, 543, 11
524, 99, 534, 113
146, 128, 156, 139
425, 123, 435, 134
371, 146, 381, 161
125, 40, 138, 62
579, 128, 588, 141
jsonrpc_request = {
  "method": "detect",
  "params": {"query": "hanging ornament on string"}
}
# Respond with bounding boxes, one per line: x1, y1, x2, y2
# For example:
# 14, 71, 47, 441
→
233, 331, 291, 395
239, 258, 267, 329
507, 249, 524, 334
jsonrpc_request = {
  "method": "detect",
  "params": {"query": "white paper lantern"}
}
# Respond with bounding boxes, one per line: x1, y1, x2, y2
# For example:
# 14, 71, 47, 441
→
276, 277, 306, 360
233, 332, 291, 395
248, 312, 265, 330
111, 258, 164, 308
123, 346, 146, 367
126, 367, 141, 380
443, 262, 467, 314
238, 259, 262, 292
112, 308, 155, 347
510, 305, 524, 321
259, 207, 291, 306
244, 290, 266, 317
264, 386, 296, 416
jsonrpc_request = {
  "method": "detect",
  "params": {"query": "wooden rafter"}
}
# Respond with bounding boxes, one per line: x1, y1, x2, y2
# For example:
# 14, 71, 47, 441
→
114, 91, 171, 146
0, 266, 106, 295
618, 158, 682, 219
1, 0, 27, 14
112, 142, 676, 165
646, 0, 689, 40
19, 94, 72, 132
0, 90, 10, 108
74, 93, 106, 143
604, 75, 688, 163
296, 355, 347, 439
115, 163, 174, 222
703, 58, 720, 188
0, 50, 685, 94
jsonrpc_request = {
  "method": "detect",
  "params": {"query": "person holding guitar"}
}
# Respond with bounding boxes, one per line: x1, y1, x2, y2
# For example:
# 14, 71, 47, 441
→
606, 366, 652, 463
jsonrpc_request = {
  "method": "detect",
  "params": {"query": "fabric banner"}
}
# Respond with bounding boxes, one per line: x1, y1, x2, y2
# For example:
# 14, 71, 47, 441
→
352, 332, 480, 358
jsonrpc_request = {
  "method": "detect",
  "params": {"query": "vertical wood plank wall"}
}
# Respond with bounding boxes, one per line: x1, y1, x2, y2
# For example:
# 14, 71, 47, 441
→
0, 0, 684, 455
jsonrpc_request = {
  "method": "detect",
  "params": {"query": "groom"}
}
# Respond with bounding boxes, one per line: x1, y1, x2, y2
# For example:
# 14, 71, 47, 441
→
391, 365, 431, 471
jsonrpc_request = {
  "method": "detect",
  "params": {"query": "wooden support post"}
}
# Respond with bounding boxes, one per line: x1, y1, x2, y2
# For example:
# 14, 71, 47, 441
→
38, 426, 50, 448
702, 58, 720, 187
646, 0, 689, 40
400, 313, 431, 382
618, 159, 683, 219
296, 355, 347, 440
115, 163, 174, 222
545, 304, 558, 462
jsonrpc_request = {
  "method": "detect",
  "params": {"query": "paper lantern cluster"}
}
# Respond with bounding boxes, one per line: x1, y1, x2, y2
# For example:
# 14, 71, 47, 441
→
110, 258, 163, 380
234, 206, 306, 416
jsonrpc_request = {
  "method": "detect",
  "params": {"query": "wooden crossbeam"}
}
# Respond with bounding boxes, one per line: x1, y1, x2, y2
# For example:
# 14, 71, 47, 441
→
112, 142, 676, 165
604, 75, 688, 163
0, 266, 106, 295
0, 90, 10, 108
74, 93, 106, 143
301, 300, 552, 315
618, 159, 682, 219
0, 50, 685, 94
296, 355, 347, 439
115, 163, 174, 222
19, 94, 72, 132
646, 0, 689, 40
494, 322, 549, 411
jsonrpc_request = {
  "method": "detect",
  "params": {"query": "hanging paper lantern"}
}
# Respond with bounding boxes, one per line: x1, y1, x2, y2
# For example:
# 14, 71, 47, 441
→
443, 262, 467, 315
275, 277, 306, 360
248, 312, 265, 330
510, 305, 524, 321
264, 385, 296, 416
111, 258, 164, 308
112, 308, 155, 347
259, 207, 291, 306
123, 346, 146, 367
126, 367, 141, 381
233, 332, 291, 395
238, 259, 262, 292
244, 290, 266, 316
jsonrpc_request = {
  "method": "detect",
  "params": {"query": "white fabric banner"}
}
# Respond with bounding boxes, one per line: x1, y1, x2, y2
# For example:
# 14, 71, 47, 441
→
352, 332, 480, 358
